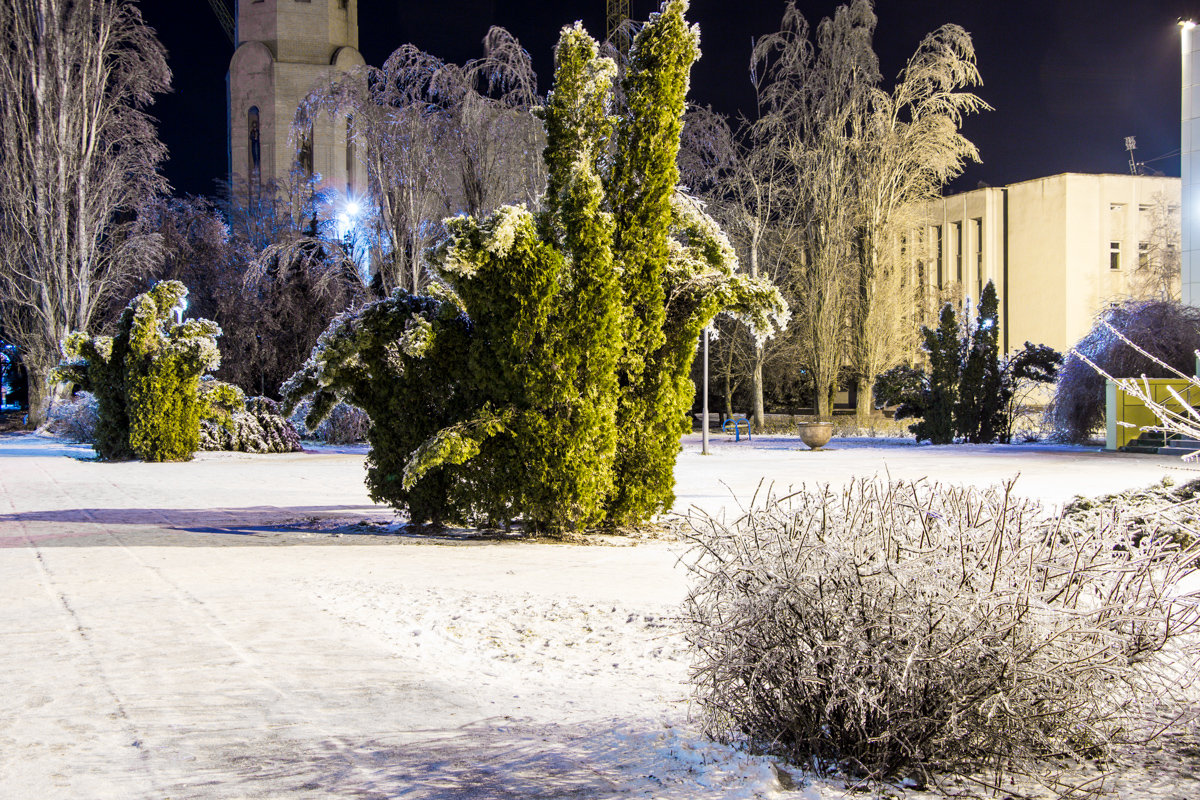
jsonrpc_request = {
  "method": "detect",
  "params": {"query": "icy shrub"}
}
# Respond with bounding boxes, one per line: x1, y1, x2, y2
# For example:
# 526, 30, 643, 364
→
55, 281, 220, 461
199, 393, 302, 454
682, 479, 1200, 784
1062, 476, 1200, 552
1051, 300, 1200, 443
288, 399, 369, 444
44, 391, 99, 443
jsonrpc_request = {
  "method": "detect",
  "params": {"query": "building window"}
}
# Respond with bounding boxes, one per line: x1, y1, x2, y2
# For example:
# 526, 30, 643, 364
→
246, 107, 260, 177
339, 0, 349, 8
973, 218, 983, 298
345, 115, 354, 194
1138, 242, 1150, 269
1110, 241, 1121, 271
934, 225, 943, 289
297, 125, 314, 177
954, 222, 963, 283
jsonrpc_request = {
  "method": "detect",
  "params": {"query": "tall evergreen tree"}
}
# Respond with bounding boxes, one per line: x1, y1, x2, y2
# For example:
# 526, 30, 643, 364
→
956, 280, 1003, 443
606, 0, 702, 525
284, 1, 786, 532
912, 303, 960, 444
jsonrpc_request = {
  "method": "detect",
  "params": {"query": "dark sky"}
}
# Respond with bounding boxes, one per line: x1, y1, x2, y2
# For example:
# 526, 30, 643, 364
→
143, 0, 1195, 198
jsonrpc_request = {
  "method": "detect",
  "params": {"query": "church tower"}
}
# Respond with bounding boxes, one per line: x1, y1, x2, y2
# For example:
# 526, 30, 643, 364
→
228, 0, 365, 197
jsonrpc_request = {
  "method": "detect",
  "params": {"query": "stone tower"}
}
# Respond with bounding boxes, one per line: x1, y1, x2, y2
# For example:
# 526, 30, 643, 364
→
228, 0, 365, 197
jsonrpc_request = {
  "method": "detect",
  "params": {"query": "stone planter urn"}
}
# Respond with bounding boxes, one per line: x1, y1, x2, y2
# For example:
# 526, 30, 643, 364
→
797, 421, 833, 450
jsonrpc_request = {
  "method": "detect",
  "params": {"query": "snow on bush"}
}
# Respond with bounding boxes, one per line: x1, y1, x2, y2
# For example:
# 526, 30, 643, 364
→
681, 479, 1200, 786
1050, 299, 1200, 443
43, 391, 99, 443
288, 398, 369, 444
199, 396, 302, 454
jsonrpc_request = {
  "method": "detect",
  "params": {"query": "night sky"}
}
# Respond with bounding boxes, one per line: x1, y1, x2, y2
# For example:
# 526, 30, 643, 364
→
143, 0, 1196, 198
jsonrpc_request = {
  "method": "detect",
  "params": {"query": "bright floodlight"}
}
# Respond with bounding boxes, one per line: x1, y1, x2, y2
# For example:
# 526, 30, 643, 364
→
1183, 19, 1197, 30
345, 199, 361, 218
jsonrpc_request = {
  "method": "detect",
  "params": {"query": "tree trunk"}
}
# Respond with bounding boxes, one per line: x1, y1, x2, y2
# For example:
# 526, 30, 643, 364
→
815, 378, 832, 420
748, 225, 765, 428
752, 346, 765, 428
25, 363, 52, 428
855, 374, 873, 425
722, 365, 733, 420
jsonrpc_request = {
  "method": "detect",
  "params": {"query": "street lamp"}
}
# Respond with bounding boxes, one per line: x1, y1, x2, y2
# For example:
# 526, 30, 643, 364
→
702, 325, 710, 455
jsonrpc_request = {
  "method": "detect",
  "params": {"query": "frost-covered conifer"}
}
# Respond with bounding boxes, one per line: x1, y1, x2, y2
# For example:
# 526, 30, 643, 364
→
956, 281, 1003, 443
284, 1, 786, 532
56, 281, 221, 461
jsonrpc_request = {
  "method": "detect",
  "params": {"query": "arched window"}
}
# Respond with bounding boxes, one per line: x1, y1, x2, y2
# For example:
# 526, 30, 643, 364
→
297, 124, 314, 177
247, 106, 261, 177
345, 115, 354, 193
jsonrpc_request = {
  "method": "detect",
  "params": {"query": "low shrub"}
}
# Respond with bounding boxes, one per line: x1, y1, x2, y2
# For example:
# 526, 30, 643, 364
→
43, 392, 99, 443
1050, 300, 1200, 443
55, 281, 221, 461
288, 399, 370, 444
199, 395, 302, 454
682, 479, 1200, 787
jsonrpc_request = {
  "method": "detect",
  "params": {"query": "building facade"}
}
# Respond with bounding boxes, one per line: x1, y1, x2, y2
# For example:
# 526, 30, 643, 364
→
227, 0, 365, 197
913, 173, 1180, 355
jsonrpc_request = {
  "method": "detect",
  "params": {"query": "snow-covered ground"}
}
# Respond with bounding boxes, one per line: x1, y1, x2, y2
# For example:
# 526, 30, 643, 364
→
2, 430, 1199, 798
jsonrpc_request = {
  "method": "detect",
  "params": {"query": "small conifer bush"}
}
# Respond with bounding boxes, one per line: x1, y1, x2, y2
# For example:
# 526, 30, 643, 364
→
56, 281, 220, 461
876, 281, 1059, 444
197, 382, 302, 454
284, 1, 787, 533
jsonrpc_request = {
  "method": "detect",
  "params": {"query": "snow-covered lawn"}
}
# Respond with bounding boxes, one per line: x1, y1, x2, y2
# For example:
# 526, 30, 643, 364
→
2, 431, 1198, 798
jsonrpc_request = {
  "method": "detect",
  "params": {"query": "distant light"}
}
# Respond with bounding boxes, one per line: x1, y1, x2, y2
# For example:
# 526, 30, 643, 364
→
345, 200, 361, 218
1182, 19, 1197, 30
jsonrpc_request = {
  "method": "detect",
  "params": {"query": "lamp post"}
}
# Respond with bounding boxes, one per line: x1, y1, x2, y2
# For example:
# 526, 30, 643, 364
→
1182, 19, 1197, 305
702, 325, 710, 455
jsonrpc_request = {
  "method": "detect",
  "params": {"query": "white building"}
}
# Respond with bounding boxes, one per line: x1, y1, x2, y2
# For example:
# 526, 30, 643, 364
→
227, 0, 365, 197
913, 173, 1180, 355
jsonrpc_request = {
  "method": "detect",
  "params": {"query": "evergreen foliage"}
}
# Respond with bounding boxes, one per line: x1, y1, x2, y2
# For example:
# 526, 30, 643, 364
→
56, 281, 221, 461
606, 1, 704, 525
877, 280, 1061, 444
283, 1, 787, 533
955, 282, 1003, 443
198, 391, 303, 454
915, 303, 961, 444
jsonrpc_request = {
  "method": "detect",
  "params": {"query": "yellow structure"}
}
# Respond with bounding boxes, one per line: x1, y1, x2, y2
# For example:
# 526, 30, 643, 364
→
912, 173, 1180, 355
227, 0, 365, 197
1106, 378, 1200, 450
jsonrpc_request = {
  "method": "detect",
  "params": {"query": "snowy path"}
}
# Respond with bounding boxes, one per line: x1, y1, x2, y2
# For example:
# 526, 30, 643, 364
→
2, 432, 1198, 798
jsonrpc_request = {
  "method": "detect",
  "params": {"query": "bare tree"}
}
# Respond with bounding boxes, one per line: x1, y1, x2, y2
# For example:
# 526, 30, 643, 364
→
0, 0, 169, 424
294, 28, 543, 293
749, 1, 880, 419
681, 104, 805, 426
849, 17, 986, 422
1132, 192, 1181, 301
